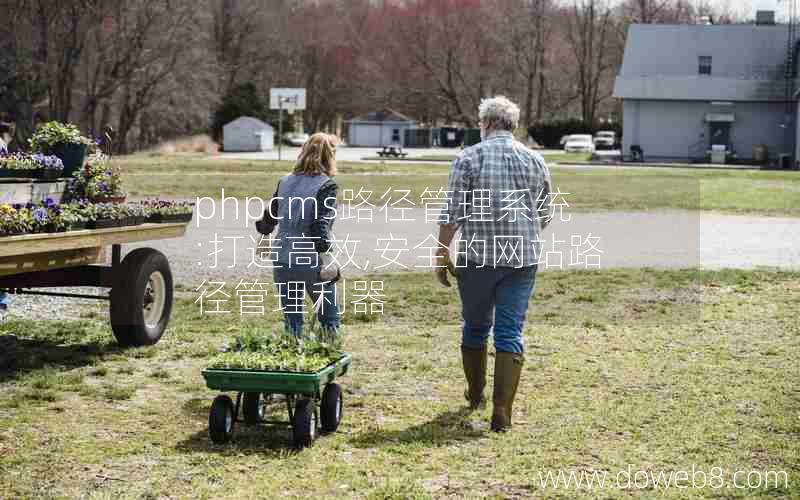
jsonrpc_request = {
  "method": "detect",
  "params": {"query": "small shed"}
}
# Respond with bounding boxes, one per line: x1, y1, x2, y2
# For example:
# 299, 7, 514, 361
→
223, 116, 274, 152
345, 110, 417, 147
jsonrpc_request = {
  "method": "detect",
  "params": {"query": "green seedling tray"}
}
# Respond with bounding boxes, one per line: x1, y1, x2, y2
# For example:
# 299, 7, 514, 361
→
202, 354, 351, 397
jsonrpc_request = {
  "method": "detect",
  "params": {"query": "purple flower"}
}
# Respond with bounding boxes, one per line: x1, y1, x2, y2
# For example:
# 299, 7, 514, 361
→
33, 207, 48, 223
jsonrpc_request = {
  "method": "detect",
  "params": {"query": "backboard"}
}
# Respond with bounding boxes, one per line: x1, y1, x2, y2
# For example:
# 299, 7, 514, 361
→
270, 88, 306, 112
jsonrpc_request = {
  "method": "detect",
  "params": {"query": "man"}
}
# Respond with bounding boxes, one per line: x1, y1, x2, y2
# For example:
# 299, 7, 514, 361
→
435, 96, 552, 432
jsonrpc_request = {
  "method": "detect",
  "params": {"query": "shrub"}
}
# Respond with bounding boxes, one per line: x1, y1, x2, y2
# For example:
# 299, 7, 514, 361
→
210, 82, 268, 142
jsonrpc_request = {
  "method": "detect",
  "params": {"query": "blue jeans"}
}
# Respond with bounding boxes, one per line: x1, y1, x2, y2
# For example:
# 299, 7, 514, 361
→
273, 265, 339, 335
456, 263, 537, 354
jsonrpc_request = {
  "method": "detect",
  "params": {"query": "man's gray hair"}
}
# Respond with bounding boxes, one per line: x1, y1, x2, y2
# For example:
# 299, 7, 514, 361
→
478, 96, 520, 131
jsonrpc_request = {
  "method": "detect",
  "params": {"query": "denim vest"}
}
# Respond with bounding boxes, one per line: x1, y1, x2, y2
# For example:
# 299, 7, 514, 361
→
275, 173, 330, 266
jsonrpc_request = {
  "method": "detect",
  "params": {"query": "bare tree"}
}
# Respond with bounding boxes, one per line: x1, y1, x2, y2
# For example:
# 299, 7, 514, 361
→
110, 1, 199, 152
564, 0, 615, 125
211, 0, 274, 95
505, 0, 554, 127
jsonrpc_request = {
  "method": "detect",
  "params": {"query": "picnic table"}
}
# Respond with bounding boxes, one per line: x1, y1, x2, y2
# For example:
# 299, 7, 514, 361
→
376, 145, 408, 158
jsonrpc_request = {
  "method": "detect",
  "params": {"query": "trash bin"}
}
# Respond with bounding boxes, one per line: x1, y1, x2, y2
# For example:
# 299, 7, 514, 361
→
630, 145, 644, 162
463, 128, 481, 147
753, 144, 768, 164
711, 144, 727, 164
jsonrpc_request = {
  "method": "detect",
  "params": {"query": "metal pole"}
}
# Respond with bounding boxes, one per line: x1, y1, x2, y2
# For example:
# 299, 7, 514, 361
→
278, 98, 283, 162
12, 289, 110, 300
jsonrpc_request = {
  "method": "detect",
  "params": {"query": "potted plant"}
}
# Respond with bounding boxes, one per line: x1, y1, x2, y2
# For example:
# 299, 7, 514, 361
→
66, 153, 126, 203
122, 203, 147, 226
0, 153, 41, 178
31, 153, 65, 180
0, 153, 63, 179
144, 199, 194, 223
84, 202, 125, 229
59, 203, 89, 231
29, 122, 94, 177
0, 204, 33, 237
30, 204, 52, 233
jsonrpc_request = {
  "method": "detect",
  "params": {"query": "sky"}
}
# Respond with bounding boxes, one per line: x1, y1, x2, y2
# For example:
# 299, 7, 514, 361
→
607, 0, 786, 20
692, 0, 784, 19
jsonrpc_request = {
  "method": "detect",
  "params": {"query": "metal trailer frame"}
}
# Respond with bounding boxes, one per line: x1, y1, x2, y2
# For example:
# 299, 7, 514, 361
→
0, 223, 187, 347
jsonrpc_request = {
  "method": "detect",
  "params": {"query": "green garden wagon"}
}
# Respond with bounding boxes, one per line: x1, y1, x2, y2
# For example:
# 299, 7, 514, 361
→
202, 354, 351, 448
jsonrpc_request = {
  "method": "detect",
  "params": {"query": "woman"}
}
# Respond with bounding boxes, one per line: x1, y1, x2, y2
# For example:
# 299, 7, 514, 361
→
257, 133, 340, 335
0, 122, 12, 155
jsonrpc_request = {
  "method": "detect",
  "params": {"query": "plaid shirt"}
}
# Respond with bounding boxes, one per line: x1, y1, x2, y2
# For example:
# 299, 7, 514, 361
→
440, 131, 552, 268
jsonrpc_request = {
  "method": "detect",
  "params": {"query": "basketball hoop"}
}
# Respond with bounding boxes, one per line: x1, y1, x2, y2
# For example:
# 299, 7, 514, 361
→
270, 88, 306, 160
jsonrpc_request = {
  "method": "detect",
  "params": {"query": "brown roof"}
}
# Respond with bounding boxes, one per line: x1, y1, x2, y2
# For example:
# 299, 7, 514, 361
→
349, 109, 415, 123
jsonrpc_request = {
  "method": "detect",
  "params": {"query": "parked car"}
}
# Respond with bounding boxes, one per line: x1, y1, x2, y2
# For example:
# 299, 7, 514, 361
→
594, 130, 617, 150
284, 133, 310, 147
564, 134, 595, 153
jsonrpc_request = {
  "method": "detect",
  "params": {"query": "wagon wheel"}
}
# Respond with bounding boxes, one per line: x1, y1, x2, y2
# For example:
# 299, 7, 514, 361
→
291, 398, 317, 449
110, 248, 173, 347
209, 395, 235, 444
242, 392, 265, 425
320, 383, 343, 433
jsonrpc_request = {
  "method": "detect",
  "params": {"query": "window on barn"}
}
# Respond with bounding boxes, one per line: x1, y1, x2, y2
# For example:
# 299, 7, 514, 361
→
392, 129, 400, 143
699, 56, 712, 75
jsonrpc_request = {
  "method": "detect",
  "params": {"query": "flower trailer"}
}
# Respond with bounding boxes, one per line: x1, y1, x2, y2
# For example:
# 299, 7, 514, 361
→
0, 178, 188, 347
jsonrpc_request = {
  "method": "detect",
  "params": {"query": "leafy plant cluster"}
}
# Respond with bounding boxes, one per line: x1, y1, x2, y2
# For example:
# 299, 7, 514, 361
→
28, 121, 95, 151
207, 325, 344, 373
0, 199, 194, 236
0, 199, 86, 235
140, 199, 194, 216
66, 153, 125, 200
0, 152, 64, 172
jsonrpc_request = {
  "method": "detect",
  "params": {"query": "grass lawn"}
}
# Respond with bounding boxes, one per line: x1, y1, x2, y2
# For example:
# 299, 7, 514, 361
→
117, 154, 800, 216
1, 269, 798, 498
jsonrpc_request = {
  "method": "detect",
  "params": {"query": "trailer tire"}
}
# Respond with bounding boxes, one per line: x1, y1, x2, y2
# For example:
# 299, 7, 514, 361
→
292, 398, 316, 449
242, 392, 263, 425
320, 383, 343, 433
209, 395, 235, 444
110, 248, 173, 347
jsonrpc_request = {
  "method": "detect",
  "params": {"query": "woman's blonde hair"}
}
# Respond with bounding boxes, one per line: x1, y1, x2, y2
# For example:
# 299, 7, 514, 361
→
294, 133, 338, 176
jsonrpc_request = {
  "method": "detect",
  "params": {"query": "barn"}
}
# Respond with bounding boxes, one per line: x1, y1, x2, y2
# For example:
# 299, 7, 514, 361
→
345, 110, 417, 147
223, 116, 274, 152
613, 16, 799, 165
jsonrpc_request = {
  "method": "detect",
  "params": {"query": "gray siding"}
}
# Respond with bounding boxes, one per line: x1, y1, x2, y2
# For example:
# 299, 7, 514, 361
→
615, 24, 791, 102
622, 100, 792, 160
619, 24, 788, 79
348, 122, 414, 147
614, 76, 793, 102
223, 117, 273, 152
